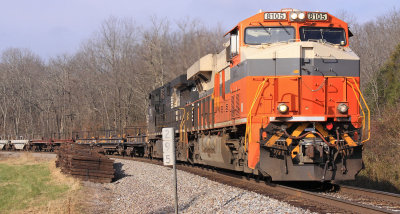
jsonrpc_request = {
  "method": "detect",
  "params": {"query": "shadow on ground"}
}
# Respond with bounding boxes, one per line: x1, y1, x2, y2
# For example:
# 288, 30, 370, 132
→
112, 162, 130, 182
148, 192, 207, 214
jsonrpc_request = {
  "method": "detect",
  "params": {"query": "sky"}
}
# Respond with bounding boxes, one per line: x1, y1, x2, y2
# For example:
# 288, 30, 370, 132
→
0, 0, 398, 59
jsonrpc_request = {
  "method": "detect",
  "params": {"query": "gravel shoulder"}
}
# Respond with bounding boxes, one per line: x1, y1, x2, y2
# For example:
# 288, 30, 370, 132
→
83, 158, 313, 214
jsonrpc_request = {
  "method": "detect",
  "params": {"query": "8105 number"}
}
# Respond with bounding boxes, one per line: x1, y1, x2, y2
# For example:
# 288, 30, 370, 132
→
264, 12, 287, 20
307, 12, 328, 21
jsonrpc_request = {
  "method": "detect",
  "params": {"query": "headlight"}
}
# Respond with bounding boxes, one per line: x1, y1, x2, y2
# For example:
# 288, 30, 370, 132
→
337, 103, 349, 114
290, 13, 298, 20
277, 103, 289, 114
298, 12, 305, 20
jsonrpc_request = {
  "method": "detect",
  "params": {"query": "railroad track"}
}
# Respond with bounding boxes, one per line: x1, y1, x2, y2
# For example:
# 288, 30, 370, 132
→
327, 185, 400, 213
340, 185, 400, 205
2, 151, 399, 213
108, 155, 400, 214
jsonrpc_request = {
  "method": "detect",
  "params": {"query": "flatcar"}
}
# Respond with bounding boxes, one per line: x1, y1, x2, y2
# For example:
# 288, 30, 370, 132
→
125, 134, 147, 157
0, 138, 74, 152
96, 136, 125, 155
10, 139, 29, 150
73, 127, 147, 156
0, 140, 9, 150
147, 9, 369, 182
28, 139, 73, 152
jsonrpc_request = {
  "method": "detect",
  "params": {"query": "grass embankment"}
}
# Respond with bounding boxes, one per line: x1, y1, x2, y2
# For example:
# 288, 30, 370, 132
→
342, 109, 400, 193
0, 153, 80, 213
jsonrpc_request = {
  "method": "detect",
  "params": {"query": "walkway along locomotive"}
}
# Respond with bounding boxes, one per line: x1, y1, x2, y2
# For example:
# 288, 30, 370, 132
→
147, 9, 370, 182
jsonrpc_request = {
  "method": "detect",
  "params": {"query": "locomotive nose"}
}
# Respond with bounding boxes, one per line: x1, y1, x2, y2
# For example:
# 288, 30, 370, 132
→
297, 42, 359, 77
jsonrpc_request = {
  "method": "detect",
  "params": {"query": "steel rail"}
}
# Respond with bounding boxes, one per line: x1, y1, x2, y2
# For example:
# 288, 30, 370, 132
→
340, 185, 400, 204
276, 185, 396, 214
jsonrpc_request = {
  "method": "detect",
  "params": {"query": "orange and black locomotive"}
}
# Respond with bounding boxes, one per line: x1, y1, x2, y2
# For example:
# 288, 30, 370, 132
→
147, 9, 369, 182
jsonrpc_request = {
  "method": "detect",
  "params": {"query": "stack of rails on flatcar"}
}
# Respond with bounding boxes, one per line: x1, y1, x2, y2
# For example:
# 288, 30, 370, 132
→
146, 9, 369, 182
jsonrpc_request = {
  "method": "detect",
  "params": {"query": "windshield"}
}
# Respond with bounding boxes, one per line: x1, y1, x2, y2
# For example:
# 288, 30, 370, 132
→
300, 27, 346, 45
245, 26, 295, 44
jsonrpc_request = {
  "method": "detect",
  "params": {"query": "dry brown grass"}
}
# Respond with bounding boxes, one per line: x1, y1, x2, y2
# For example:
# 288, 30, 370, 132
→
0, 152, 44, 165
342, 106, 400, 193
0, 153, 84, 214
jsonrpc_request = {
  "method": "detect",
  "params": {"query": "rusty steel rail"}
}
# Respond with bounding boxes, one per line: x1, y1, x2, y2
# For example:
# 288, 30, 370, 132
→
339, 185, 400, 205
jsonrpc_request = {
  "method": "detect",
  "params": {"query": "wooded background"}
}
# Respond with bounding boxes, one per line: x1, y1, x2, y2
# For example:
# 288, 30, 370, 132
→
0, 17, 225, 139
0, 11, 399, 140
1, 10, 400, 191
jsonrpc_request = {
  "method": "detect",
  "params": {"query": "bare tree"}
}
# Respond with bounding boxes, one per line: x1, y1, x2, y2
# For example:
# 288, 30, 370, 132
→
0, 16, 226, 138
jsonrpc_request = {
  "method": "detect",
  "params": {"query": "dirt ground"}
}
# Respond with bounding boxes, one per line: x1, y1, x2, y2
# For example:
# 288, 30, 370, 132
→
75, 181, 113, 214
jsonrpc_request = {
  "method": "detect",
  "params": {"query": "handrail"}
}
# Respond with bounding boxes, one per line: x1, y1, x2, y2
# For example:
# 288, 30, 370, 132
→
245, 78, 269, 151
179, 107, 186, 142
347, 81, 366, 131
244, 75, 300, 151
347, 77, 370, 143
243, 75, 371, 151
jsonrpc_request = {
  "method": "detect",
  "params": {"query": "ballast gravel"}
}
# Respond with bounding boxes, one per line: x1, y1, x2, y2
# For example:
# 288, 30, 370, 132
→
92, 159, 313, 214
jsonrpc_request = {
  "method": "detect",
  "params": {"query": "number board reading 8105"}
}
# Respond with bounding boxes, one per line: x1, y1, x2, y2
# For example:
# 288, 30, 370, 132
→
264, 12, 287, 20
307, 12, 328, 21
